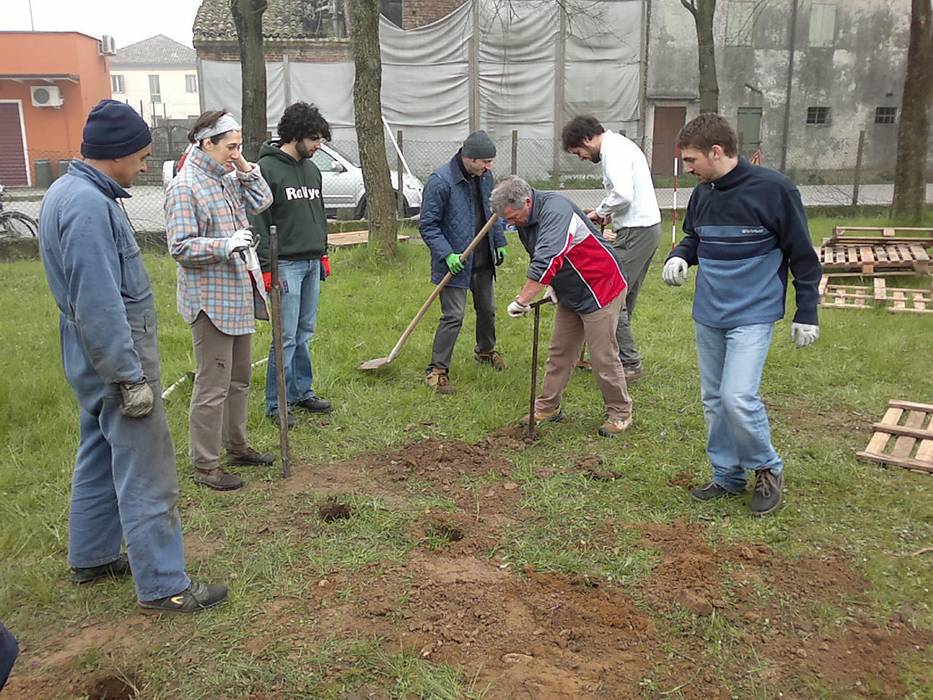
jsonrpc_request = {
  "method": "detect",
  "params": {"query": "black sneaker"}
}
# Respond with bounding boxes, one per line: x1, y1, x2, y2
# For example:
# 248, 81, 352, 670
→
139, 580, 228, 614
226, 446, 275, 467
750, 469, 783, 517
691, 480, 742, 502
267, 411, 297, 429
294, 396, 332, 414
71, 554, 131, 584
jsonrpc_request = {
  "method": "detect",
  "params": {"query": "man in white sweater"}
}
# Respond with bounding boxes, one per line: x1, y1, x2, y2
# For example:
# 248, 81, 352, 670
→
562, 115, 661, 381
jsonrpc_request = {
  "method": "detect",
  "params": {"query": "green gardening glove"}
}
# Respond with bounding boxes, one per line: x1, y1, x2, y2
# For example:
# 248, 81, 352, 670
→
445, 253, 464, 274
495, 246, 507, 267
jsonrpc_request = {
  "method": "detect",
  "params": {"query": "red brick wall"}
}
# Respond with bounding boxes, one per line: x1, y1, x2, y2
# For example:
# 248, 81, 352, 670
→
402, 0, 466, 29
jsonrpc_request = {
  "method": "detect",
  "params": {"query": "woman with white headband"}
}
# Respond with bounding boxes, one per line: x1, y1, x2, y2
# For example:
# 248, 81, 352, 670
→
164, 110, 274, 491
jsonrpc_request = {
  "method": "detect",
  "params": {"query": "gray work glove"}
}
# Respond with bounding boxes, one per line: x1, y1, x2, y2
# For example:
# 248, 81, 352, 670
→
120, 378, 154, 418
507, 297, 531, 318
225, 229, 253, 258
662, 257, 689, 286
791, 322, 820, 348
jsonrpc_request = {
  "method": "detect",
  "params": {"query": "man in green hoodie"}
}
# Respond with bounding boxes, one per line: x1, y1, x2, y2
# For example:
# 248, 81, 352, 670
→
252, 102, 333, 426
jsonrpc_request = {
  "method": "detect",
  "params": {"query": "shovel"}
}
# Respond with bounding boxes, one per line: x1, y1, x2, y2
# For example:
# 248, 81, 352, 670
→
359, 214, 500, 371
269, 225, 291, 478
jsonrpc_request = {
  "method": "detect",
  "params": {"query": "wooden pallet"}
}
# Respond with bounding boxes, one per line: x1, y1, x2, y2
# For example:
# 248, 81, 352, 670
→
857, 401, 933, 474
328, 230, 410, 248
873, 279, 933, 314
819, 276, 933, 313
817, 242, 930, 275
830, 226, 933, 243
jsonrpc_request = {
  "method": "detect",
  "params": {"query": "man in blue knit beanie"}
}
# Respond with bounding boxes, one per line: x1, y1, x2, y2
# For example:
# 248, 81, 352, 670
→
37, 100, 229, 613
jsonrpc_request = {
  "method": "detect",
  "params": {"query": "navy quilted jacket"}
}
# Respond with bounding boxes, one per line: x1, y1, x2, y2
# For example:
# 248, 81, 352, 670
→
419, 153, 507, 288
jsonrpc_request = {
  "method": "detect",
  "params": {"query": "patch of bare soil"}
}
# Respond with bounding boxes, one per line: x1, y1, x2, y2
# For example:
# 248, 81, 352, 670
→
8, 437, 931, 699
3, 618, 152, 699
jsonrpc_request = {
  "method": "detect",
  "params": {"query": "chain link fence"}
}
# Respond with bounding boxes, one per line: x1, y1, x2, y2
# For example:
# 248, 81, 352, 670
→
4, 129, 930, 241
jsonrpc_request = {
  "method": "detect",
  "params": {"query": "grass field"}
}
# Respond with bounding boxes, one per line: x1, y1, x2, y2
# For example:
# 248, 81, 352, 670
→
0, 214, 931, 698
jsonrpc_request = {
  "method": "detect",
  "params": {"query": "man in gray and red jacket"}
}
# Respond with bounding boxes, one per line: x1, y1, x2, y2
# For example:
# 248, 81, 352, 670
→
490, 176, 633, 437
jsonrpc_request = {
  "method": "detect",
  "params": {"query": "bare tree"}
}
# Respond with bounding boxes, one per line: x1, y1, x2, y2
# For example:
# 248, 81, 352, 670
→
230, 0, 268, 161
680, 0, 719, 114
347, 0, 399, 256
892, 0, 932, 222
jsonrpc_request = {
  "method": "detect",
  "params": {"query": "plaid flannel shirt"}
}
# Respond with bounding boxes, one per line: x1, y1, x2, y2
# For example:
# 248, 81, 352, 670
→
165, 146, 273, 335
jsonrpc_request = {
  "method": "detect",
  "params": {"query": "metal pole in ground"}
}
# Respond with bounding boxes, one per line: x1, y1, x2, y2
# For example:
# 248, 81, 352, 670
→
527, 300, 547, 440
852, 129, 865, 208
269, 225, 291, 478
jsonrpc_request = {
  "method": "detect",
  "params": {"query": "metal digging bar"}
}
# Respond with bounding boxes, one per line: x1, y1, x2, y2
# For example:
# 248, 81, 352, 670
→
526, 299, 550, 440
359, 214, 500, 371
269, 225, 291, 478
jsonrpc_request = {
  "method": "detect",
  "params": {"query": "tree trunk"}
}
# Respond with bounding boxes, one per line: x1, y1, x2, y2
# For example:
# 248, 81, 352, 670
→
231, 0, 268, 162
347, 0, 399, 256
892, 0, 932, 222
681, 0, 719, 114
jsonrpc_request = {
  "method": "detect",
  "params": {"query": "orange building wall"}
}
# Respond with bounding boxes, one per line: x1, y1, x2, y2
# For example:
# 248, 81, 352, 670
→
0, 32, 111, 182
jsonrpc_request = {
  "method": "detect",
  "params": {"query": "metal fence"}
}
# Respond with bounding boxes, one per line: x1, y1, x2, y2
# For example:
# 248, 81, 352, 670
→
5, 129, 929, 239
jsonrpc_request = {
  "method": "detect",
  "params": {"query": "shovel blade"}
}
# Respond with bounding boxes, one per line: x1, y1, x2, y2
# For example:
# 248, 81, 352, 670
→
358, 356, 392, 371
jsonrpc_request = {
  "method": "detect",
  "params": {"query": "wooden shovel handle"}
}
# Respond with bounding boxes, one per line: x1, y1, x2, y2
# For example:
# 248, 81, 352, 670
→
386, 214, 500, 363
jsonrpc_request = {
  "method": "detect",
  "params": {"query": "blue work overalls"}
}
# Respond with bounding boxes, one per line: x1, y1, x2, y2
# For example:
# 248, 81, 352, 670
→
39, 161, 189, 602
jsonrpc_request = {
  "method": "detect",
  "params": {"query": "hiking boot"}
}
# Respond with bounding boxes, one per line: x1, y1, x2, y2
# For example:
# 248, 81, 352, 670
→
750, 469, 784, 517
267, 410, 297, 429
226, 446, 275, 467
623, 363, 646, 382
475, 350, 507, 371
691, 480, 742, 502
139, 580, 229, 614
71, 554, 131, 584
598, 416, 632, 437
425, 368, 455, 395
518, 408, 565, 426
575, 358, 592, 371
194, 467, 243, 491
294, 396, 332, 414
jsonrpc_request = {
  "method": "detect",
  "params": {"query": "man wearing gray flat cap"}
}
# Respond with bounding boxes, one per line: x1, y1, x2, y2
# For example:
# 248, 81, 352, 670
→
419, 130, 508, 394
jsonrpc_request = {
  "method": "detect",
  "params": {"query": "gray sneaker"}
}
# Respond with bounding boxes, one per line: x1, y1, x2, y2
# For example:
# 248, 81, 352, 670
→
750, 469, 783, 517
691, 480, 742, 502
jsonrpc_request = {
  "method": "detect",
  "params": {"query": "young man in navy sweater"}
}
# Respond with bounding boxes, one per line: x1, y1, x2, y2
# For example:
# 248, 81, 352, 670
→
662, 113, 820, 516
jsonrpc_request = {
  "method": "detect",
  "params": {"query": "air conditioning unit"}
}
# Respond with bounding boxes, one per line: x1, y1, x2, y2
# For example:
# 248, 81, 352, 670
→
31, 85, 63, 108
100, 35, 117, 55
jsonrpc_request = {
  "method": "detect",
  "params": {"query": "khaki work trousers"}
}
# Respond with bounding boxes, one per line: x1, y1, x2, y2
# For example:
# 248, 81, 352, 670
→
189, 312, 252, 471
536, 293, 633, 422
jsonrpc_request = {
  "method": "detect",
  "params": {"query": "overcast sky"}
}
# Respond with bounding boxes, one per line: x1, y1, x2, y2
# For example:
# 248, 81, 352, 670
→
1, 0, 201, 49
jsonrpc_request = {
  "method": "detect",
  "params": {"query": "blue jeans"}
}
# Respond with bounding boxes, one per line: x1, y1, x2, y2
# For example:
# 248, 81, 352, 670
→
695, 322, 784, 493
266, 259, 321, 414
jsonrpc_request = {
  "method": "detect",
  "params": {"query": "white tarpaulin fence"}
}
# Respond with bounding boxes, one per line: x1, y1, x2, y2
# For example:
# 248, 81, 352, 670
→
200, 0, 643, 180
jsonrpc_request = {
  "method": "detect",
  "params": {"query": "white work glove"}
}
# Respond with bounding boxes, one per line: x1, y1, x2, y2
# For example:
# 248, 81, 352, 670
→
662, 257, 689, 286
543, 286, 558, 304
119, 378, 154, 418
791, 322, 820, 348
225, 229, 253, 257
507, 297, 531, 318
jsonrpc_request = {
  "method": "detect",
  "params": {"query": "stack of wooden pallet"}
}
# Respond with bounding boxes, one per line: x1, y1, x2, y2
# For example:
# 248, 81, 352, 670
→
817, 226, 932, 315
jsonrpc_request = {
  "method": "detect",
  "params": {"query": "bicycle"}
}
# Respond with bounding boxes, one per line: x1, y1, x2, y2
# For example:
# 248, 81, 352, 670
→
0, 184, 38, 239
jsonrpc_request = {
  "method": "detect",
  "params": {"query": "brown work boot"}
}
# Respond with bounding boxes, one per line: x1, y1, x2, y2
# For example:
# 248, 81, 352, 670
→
518, 407, 565, 426
598, 416, 632, 437
623, 363, 646, 382
475, 350, 507, 371
194, 467, 243, 491
226, 446, 275, 467
425, 368, 455, 395
575, 358, 592, 371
